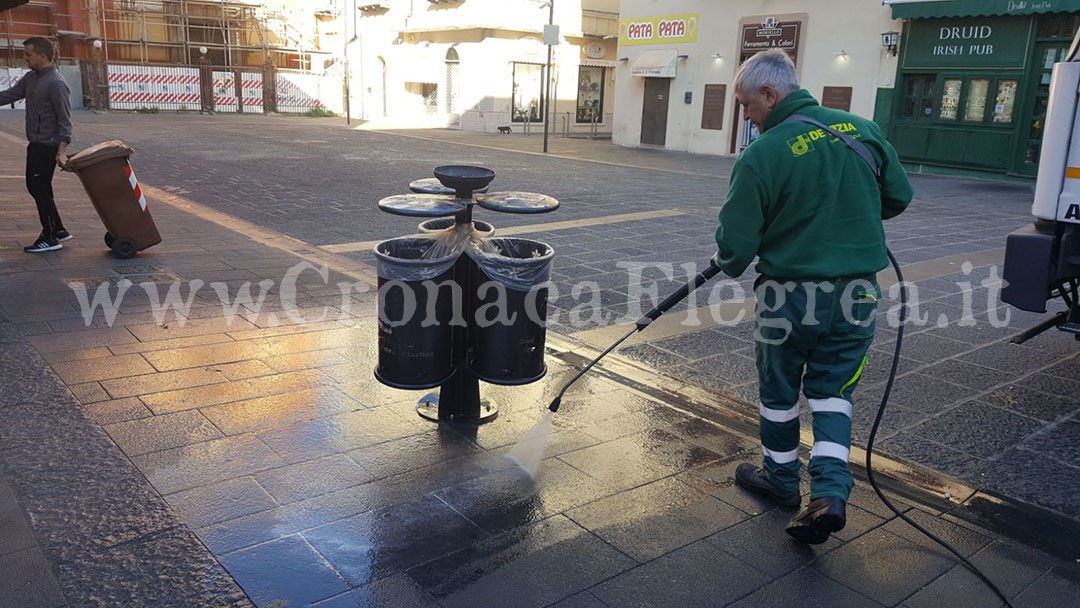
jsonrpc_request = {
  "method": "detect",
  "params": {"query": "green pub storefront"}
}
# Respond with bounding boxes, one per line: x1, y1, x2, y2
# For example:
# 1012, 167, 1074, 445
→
886, 0, 1080, 177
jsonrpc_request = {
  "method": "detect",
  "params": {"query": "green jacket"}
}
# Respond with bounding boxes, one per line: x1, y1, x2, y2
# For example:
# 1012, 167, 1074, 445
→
714, 89, 912, 279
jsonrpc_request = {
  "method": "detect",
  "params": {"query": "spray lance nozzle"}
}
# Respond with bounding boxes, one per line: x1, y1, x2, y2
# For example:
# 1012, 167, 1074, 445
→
548, 259, 723, 413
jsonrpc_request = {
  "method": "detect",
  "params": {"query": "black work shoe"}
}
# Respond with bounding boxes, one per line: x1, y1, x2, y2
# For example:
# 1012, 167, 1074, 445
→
55, 228, 73, 242
786, 497, 846, 544
24, 236, 61, 253
734, 463, 801, 508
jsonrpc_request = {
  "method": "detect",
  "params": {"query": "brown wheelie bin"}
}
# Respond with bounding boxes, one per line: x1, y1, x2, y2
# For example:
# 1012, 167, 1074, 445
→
64, 140, 161, 258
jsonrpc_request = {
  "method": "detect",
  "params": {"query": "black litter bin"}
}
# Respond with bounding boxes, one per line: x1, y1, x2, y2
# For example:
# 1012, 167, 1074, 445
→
374, 236, 462, 389
417, 218, 495, 239
468, 237, 554, 385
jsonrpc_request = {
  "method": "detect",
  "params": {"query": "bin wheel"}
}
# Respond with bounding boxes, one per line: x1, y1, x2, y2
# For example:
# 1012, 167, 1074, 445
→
104, 232, 114, 247
111, 236, 138, 259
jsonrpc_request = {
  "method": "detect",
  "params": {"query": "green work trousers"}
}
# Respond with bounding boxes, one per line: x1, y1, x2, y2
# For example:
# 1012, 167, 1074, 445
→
754, 276, 880, 502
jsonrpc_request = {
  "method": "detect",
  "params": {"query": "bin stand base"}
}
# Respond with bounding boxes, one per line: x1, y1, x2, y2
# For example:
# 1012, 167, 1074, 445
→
415, 369, 498, 424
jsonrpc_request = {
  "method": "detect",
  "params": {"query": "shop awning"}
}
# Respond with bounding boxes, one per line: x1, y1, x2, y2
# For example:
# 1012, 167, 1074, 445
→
629, 49, 678, 78
886, 0, 1080, 19
0, 0, 29, 11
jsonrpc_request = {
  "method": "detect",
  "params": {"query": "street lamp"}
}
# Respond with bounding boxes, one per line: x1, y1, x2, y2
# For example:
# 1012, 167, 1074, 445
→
540, 0, 557, 153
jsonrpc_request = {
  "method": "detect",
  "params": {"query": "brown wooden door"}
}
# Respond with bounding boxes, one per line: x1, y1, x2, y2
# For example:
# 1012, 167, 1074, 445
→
640, 78, 670, 146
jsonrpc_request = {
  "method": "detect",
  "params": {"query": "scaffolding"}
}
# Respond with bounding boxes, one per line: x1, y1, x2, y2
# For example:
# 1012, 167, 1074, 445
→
92, 0, 335, 69
0, 2, 57, 65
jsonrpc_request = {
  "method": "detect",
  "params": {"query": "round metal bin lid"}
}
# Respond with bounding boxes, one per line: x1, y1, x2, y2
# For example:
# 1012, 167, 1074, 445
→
377, 194, 469, 217
408, 178, 489, 196
475, 191, 559, 214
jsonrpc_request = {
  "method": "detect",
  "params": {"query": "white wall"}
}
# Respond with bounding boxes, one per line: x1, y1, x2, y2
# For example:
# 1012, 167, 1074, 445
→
613, 0, 903, 155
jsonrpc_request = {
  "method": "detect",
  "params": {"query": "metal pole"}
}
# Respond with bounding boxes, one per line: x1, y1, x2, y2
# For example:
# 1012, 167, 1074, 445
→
345, 0, 351, 125
542, 0, 553, 153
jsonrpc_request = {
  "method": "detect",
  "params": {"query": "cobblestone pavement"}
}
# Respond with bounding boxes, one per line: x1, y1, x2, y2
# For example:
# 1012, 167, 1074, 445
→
0, 110, 1077, 607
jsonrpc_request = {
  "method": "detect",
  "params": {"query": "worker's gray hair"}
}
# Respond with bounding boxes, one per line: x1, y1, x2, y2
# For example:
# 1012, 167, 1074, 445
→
734, 49, 799, 97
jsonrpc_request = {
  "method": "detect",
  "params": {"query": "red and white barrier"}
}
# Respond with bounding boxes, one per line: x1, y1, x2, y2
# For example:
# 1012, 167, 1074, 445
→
108, 65, 200, 111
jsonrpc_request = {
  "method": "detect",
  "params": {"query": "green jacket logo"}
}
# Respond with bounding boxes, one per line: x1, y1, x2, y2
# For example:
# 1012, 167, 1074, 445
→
787, 133, 814, 157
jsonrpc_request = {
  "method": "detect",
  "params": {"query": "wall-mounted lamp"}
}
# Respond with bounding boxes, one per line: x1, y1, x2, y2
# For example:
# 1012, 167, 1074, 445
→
834, 49, 848, 61
712, 52, 723, 59
881, 31, 899, 56
618, 56, 629, 61
677, 54, 688, 61
92, 39, 103, 50
199, 46, 208, 55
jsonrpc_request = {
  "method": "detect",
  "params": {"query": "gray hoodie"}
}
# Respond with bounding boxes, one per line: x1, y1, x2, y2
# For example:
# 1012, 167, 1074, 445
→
0, 65, 72, 145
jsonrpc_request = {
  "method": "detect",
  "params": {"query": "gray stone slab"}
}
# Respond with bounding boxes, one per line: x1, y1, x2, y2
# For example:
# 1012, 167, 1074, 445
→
590, 539, 771, 608
880, 509, 992, 558
728, 566, 884, 608
434, 458, 615, 535
131, 434, 285, 495
547, 592, 609, 608
221, 534, 348, 607
706, 507, 840, 574
922, 358, 1015, 390
908, 400, 1043, 459
1013, 569, 1080, 608
564, 477, 749, 563
557, 429, 722, 492
983, 385, 1078, 422
164, 477, 276, 529
303, 493, 487, 586
255, 453, 374, 504
310, 573, 441, 608
407, 515, 636, 608
877, 433, 993, 481
104, 409, 223, 457
981, 448, 1080, 519
0, 506, 38, 556
0, 547, 67, 608
346, 428, 483, 479
811, 530, 955, 606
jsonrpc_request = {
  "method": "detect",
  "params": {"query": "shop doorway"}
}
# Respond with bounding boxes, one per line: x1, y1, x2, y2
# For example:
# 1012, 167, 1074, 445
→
640, 78, 670, 146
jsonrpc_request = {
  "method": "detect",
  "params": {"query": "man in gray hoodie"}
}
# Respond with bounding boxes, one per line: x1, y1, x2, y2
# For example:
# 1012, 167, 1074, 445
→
0, 37, 73, 252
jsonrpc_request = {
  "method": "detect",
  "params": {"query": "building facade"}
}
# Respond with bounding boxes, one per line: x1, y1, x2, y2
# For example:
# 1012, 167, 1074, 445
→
885, 0, 1080, 178
346, 0, 619, 134
611, 1, 903, 156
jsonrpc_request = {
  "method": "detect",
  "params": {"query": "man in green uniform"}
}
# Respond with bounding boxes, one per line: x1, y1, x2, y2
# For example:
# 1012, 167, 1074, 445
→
714, 49, 913, 544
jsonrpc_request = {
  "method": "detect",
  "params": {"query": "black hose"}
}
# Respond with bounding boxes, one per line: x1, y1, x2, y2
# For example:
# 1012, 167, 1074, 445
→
871, 249, 1015, 608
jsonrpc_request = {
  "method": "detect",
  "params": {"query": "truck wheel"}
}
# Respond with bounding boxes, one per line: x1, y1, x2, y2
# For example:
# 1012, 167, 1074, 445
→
111, 237, 138, 259
104, 232, 114, 247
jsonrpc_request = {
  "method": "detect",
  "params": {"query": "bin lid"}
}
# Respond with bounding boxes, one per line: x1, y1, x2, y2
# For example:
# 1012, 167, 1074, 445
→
409, 178, 488, 196
377, 194, 468, 217
63, 140, 134, 172
475, 191, 559, 214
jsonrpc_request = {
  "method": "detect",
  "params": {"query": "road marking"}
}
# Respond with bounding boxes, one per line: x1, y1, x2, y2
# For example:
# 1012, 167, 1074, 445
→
143, 185, 380, 286
319, 208, 689, 253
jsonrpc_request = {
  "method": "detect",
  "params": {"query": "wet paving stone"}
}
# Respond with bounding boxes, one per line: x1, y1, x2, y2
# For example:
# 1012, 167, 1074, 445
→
104, 409, 223, 457
164, 477, 276, 529
131, 434, 285, 495
811, 530, 956, 606
311, 573, 441, 608
564, 477, 749, 563
435, 458, 614, 535
706, 507, 840, 575
590, 539, 771, 608
877, 433, 993, 482
407, 514, 635, 608
255, 453, 374, 504
728, 566, 883, 608
256, 404, 429, 464
1012, 569, 1080, 608
303, 493, 487, 586
347, 428, 483, 480
221, 534, 348, 607
0, 546, 67, 608
546, 591, 609, 608
557, 428, 723, 491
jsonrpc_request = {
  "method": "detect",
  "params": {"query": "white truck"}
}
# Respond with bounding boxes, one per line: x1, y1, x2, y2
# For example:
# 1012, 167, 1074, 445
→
1001, 28, 1080, 343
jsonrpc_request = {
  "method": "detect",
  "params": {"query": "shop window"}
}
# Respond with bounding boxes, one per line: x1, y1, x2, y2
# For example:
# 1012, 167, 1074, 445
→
993, 80, 1017, 124
901, 74, 936, 120
964, 79, 989, 122
940, 79, 962, 120
576, 66, 605, 123
511, 62, 543, 123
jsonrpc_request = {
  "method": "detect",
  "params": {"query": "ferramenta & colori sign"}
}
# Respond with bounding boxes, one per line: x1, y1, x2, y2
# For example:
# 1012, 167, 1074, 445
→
618, 14, 699, 46
741, 17, 800, 53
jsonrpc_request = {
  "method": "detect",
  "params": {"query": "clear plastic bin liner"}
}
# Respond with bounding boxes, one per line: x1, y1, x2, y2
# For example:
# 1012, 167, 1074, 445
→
467, 237, 554, 292
374, 236, 461, 282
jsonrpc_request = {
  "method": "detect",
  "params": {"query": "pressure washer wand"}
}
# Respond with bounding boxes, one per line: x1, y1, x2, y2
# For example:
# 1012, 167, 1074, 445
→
549, 261, 722, 412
